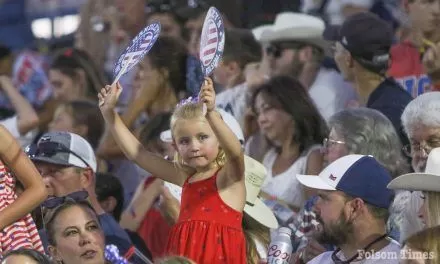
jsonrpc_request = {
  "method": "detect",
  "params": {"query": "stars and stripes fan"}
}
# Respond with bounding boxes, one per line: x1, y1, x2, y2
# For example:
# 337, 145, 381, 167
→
199, 7, 225, 77
112, 22, 161, 84
197, 7, 225, 114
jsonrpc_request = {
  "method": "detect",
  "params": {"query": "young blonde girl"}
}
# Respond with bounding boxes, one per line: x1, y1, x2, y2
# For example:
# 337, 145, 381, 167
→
0, 125, 47, 254
98, 78, 246, 263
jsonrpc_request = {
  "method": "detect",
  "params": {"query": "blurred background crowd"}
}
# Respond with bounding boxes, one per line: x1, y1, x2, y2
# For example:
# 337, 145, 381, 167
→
1, 0, 440, 263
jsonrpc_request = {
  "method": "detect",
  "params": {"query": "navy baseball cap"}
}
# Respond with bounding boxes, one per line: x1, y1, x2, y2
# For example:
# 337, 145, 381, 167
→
323, 12, 393, 66
297, 155, 394, 209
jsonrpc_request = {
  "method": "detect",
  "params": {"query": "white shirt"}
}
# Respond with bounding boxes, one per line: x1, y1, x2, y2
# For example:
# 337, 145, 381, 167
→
394, 190, 424, 242
262, 145, 321, 208
1, 116, 38, 148
215, 83, 247, 129
301, 0, 374, 25
308, 239, 401, 264
308, 67, 357, 121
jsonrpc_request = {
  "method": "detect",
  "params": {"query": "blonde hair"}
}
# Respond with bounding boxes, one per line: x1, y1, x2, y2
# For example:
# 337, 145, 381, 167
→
425, 192, 440, 227
405, 225, 440, 263
242, 212, 270, 264
170, 101, 226, 168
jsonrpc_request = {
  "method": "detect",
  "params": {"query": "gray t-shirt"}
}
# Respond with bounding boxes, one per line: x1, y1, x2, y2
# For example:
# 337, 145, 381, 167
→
308, 239, 401, 264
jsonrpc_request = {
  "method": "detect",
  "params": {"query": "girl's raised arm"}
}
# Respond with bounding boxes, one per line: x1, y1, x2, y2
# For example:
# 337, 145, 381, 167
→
200, 78, 245, 181
0, 125, 47, 229
98, 83, 195, 186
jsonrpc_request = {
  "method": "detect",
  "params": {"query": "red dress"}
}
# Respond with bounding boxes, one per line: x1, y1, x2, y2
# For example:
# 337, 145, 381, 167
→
0, 162, 43, 254
165, 171, 246, 264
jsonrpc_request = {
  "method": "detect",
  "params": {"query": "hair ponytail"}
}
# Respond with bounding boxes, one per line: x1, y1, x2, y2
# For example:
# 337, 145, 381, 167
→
50, 48, 107, 101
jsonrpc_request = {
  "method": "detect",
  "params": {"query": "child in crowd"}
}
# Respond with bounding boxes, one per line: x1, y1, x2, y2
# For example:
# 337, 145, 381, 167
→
98, 78, 247, 263
0, 126, 47, 254
48, 100, 104, 150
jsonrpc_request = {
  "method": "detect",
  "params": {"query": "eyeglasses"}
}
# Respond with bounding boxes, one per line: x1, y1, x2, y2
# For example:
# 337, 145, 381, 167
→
42, 190, 89, 209
26, 142, 90, 169
323, 138, 346, 149
402, 140, 440, 158
265, 42, 305, 58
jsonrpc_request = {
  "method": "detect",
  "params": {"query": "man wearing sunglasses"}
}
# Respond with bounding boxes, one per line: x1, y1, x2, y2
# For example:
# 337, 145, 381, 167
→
258, 12, 356, 121
26, 132, 132, 254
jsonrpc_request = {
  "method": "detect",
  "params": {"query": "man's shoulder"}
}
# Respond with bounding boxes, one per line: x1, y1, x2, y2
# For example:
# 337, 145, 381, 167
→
307, 251, 333, 263
370, 78, 412, 107
216, 83, 247, 102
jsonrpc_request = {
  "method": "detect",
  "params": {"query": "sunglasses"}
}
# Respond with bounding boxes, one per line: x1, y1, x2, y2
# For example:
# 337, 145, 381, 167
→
42, 190, 89, 209
41, 192, 95, 236
265, 42, 306, 58
26, 142, 90, 169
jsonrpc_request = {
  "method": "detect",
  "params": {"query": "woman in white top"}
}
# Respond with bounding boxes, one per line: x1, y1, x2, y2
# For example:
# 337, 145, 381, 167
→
301, 0, 375, 25
251, 76, 328, 211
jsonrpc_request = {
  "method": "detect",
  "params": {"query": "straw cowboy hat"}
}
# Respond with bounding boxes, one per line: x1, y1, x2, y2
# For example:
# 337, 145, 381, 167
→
388, 148, 440, 192
163, 156, 278, 229
259, 12, 329, 51
243, 155, 278, 229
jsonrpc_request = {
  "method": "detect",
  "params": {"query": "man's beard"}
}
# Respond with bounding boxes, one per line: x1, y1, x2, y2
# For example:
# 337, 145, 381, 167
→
314, 211, 354, 246
286, 56, 304, 79
273, 54, 304, 79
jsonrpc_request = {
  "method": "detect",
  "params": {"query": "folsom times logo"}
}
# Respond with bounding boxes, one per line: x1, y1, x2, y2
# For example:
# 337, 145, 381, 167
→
357, 249, 436, 260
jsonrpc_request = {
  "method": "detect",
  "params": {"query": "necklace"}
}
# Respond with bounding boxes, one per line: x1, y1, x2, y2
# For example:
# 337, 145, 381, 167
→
331, 234, 388, 264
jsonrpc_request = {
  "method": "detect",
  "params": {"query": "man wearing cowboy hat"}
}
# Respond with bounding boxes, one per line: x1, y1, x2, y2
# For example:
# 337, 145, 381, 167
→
258, 12, 356, 121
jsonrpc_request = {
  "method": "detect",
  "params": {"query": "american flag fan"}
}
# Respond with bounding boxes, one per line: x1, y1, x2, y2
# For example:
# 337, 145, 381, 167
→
113, 22, 161, 84
199, 7, 225, 77
197, 6, 225, 114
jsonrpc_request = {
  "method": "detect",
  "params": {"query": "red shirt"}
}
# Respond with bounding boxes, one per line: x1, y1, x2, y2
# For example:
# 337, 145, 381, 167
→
389, 41, 440, 97
136, 177, 172, 260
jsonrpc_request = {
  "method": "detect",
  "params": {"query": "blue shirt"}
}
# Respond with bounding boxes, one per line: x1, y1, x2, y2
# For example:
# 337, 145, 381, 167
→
366, 78, 412, 147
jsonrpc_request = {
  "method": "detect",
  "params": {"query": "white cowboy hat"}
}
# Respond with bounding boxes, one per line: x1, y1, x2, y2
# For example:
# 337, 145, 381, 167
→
259, 12, 329, 51
160, 108, 245, 146
163, 156, 278, 229
388, 147, 440, 192
252, 24, 272, 43
244, 156, 278, 229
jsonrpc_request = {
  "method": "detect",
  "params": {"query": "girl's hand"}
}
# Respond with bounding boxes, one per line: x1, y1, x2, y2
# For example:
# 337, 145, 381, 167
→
199, 77, 216, 112
98, 82, 122, 114
159, 186, 181, 225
